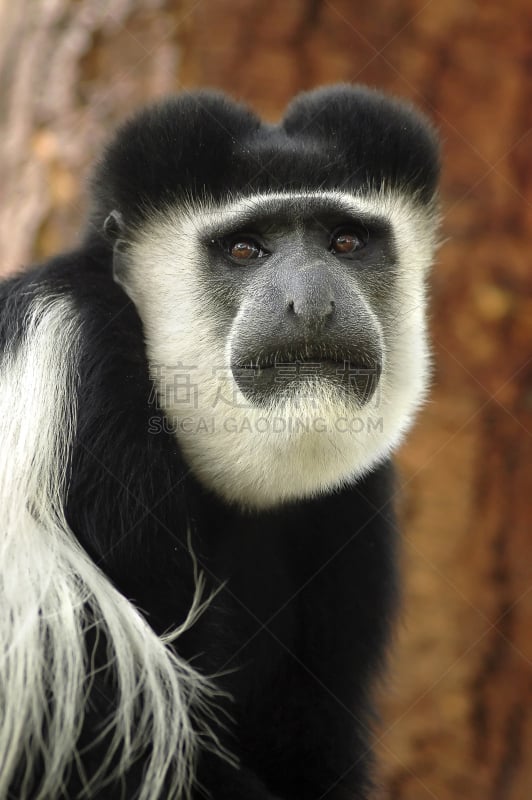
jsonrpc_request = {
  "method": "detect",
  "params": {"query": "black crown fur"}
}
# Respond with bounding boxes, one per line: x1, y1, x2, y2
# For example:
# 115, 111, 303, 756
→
88, 85, 439, 234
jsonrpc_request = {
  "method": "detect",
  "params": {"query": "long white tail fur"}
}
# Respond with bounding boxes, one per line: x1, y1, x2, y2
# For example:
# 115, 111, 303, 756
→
0, 294, 211, 799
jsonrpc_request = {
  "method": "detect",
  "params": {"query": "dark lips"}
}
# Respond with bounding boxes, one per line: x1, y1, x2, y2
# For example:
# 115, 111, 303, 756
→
231, 351, 381, 405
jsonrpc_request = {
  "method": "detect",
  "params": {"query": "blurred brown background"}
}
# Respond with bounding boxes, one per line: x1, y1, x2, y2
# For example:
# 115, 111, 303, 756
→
1, 1, 530, 797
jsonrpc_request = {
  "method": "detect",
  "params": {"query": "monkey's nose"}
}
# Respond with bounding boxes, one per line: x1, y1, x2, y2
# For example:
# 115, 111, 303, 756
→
286, 269, 336, 330
287, 296, 335, 332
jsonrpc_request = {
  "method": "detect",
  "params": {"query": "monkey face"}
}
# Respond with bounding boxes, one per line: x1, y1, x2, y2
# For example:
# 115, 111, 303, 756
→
100, 87, 439, 508
116, 187, 434, 509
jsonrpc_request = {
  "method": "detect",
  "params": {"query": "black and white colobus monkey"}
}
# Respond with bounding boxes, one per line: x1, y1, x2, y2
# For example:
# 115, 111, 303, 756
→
0, 85, 439, 799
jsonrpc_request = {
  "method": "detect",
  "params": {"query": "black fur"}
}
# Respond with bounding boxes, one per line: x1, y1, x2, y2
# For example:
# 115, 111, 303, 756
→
88, 84, 438, 234
1, 85, 438, 799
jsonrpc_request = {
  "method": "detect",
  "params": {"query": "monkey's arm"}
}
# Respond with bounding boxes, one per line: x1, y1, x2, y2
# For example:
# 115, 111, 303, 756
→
0, 256, 286, 800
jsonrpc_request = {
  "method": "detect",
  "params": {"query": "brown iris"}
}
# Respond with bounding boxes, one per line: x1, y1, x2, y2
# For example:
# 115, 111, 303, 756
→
229, 239, 261, 260
330, 230, 364, 254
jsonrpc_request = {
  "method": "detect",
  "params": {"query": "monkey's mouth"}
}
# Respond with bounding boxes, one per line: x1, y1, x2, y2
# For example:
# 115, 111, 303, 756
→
231, 348, 381, 406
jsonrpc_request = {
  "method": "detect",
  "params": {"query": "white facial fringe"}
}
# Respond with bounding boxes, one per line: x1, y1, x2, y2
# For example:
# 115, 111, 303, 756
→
0, 295, 216, 799
126, 188, 438, 509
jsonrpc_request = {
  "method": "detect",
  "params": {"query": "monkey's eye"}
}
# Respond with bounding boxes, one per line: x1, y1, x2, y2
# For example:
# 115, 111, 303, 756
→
222, 235, 267, 262
330, 228, 366, 255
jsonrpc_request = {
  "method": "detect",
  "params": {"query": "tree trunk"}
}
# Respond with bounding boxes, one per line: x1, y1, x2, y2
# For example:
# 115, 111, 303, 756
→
1, 1, 530, 797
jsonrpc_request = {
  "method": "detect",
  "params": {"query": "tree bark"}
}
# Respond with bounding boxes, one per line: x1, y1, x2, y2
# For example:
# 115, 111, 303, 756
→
1, 1, 530, 798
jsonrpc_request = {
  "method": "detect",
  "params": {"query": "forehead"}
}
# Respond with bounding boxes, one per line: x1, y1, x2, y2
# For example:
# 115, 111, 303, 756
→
174, 191, 394, 239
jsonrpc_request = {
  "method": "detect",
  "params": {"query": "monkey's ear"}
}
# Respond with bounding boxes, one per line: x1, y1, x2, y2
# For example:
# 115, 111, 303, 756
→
103, 210, 129, 289
103, 209, 125, 242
